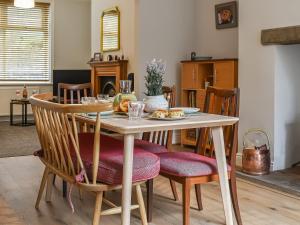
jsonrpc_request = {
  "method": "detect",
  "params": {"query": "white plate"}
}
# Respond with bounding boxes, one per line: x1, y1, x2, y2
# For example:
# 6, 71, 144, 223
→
170, 107, 200, 114
148, 115, 187, 121
87, 110, 114, 116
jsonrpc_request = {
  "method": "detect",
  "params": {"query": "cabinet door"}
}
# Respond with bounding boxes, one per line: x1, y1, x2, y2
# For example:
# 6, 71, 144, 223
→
181, 63, 198, 89
213, 61, 236, 88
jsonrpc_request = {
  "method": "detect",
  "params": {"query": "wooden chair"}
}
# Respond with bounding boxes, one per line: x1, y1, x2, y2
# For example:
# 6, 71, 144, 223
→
30, 93, 159, 225
194, 87, 242, 225
137, 85, 179, 222
56, 82, 92, 197
57, 83, 91, 104
156, 87, 240, 225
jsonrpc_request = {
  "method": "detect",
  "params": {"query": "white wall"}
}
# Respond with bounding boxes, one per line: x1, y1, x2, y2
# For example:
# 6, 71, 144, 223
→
274, 45, 300, 169
239, 0, 300, 170
196, 0, 238, 59
91, 0, 136, 73
0, 0, 91, 116
135, 0, 197, 100
53, 0, 91, 70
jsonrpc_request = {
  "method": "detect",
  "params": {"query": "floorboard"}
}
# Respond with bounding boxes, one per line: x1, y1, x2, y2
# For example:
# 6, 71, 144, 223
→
0, 156, 300, 225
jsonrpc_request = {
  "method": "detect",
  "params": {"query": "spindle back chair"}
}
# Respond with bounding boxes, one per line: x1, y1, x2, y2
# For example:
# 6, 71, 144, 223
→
30, 93, 148, 225
57, 83, 91, 104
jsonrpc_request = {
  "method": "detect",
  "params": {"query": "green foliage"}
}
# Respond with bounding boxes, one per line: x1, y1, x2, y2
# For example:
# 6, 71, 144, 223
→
145, 59, 166, 96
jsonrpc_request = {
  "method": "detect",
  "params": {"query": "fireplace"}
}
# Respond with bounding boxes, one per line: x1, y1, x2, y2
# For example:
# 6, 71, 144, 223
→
89, 60, 128, 96
99, 76, 116, 96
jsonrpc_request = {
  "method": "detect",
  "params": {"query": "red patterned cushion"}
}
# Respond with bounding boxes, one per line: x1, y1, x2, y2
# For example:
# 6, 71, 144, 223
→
71, 133, 160, 185
157, 152, 231, 177
134, 139, 168, 154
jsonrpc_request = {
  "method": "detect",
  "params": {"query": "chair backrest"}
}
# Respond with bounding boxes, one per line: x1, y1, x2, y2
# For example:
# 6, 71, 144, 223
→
30, 93, 112, 185
57, 83, 91, 104
196, 87, 240, 165
142, 85, 176, 149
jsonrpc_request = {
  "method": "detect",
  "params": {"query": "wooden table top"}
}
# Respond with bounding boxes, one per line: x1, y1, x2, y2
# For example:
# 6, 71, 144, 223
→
77, 113, 239, 134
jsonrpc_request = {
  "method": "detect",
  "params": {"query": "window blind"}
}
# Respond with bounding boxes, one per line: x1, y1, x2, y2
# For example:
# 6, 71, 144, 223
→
0, 1, 51, 82
102, 9, 120, 52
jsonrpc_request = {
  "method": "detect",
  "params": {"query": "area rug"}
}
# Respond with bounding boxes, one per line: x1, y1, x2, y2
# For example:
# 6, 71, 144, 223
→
0, 122, 40, 158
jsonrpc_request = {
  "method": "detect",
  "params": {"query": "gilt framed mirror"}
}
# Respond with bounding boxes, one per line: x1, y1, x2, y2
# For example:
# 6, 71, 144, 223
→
101, 7, 120, 52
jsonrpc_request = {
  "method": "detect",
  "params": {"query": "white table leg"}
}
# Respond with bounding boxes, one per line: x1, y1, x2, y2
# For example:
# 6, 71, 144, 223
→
121, 134, 135, 225
212, 127, 234, 225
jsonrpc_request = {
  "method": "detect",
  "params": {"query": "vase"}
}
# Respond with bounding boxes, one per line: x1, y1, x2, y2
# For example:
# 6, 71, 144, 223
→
144, 95, 168, 113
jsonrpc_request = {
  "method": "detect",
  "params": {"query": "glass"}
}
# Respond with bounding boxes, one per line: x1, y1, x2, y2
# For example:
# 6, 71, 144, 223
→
120, 80, 132, 94
128, 101, 145, 120
81, 97, 97, 105
81, 97, 89, 105
15, 90, 21, 99
97, 94, 109, 101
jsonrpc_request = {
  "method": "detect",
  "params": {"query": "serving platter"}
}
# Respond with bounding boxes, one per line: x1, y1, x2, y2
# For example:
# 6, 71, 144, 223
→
170, 107, 200, 114
87, 110, 114, 116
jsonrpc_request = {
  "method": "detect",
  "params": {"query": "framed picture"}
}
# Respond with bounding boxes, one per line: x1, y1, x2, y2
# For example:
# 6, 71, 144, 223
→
215, 1, 238, 29
93, 52, 102, 61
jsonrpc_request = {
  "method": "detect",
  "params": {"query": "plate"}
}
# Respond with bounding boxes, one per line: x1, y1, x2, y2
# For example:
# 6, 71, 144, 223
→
148, 115, 187, 121
87, 110, 114, 116
170, 107, 200, 114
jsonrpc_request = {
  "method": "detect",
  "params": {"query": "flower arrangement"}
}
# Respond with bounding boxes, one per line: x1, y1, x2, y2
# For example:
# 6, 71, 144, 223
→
145, 59, 166, 96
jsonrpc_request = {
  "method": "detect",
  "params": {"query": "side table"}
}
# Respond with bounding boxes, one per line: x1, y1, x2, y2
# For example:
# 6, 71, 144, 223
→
10, 99, 35, 126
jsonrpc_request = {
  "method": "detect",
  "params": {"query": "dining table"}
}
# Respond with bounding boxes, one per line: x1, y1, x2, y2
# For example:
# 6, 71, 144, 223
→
76, 112, 239, 225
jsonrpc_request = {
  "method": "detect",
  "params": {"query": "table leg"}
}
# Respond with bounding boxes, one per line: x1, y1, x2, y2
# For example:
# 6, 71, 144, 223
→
121, 134, 135, 225
25, 103, 28, 125
22, 104, 25, 126
10, 103, 13, 125
212, 127, 234, 225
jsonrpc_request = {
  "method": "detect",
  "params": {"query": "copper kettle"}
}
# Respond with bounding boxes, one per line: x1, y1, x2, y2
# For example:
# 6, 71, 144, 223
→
242, 129, 271, 175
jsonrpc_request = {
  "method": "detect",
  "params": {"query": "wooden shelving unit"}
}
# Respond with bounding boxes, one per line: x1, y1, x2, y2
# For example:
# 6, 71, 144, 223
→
180, 59, 238, 146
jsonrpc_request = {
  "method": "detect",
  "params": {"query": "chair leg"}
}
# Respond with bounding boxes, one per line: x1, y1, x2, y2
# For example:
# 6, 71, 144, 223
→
52, 175, 56, 185
170, 179, 179, 201
195, 184, 203, 211
230, 174, 242, 225
35, 167, 49, 209
92, 192, 103, 225
136, 184, 148, 225
182, 180, 191, 225
63, 181, 67, 198
46, 173, 54, 202
146, 179, 153, 222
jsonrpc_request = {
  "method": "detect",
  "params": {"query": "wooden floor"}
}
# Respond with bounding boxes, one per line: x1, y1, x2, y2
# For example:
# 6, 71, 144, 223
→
0, 156, 300, 225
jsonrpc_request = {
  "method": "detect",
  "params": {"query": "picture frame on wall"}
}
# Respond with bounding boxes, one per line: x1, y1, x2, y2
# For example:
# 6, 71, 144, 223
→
215, 1, 238, 29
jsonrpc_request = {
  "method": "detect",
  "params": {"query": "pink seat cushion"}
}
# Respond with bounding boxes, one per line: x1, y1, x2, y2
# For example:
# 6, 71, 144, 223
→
157, 152, 231, 177
134, 139, 168, 154
71, 133, 160, 185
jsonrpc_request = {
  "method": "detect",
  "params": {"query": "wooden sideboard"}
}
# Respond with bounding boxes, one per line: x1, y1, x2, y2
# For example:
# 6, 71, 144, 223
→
180, 59, 238, 146
88, 60, 128, 96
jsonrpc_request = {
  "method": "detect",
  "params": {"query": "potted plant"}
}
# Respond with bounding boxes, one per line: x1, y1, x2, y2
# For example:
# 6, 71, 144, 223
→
144, 59, 168, 112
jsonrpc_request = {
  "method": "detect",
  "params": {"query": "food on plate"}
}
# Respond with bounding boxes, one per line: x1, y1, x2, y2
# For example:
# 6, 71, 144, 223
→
151, 109, 168, 118
168, 109, 184, 118
151, 109, 184, 118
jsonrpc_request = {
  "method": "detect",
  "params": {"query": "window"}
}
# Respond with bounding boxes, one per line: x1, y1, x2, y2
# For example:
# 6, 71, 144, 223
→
101, 7, 120, 52
0, 1, 51, 83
